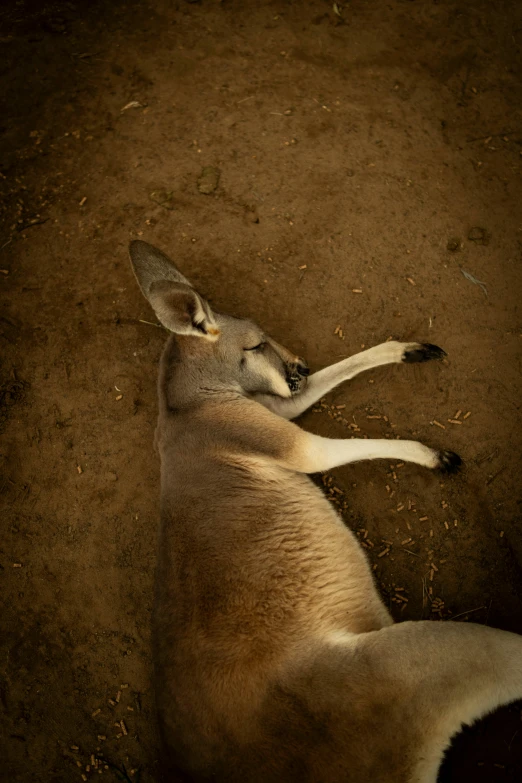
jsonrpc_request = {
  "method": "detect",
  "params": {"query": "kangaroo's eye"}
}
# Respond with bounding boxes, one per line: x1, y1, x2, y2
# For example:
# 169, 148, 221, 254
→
244, 342, 266, 352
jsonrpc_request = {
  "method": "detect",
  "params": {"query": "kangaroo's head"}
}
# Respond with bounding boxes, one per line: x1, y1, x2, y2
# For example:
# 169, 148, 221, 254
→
129, 240, 309, 401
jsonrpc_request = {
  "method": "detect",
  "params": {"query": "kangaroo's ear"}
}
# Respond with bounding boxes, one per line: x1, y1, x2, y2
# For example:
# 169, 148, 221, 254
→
129, 240, 219, 339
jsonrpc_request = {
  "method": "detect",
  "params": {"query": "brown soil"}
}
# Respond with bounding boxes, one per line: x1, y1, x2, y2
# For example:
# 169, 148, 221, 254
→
1, 1, 521, 781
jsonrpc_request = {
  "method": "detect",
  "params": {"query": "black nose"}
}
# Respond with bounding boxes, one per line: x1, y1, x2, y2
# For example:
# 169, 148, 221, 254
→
297, 362, 310, 377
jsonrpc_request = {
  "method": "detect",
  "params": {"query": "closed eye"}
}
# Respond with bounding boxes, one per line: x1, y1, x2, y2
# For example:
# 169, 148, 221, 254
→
244, 342, 266, 351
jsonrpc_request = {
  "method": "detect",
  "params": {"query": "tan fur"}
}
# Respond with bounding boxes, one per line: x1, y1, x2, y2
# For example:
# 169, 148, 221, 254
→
128, 241, 522, 783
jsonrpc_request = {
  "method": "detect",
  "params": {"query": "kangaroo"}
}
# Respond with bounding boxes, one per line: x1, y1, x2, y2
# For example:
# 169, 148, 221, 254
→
129, 239, 522, 783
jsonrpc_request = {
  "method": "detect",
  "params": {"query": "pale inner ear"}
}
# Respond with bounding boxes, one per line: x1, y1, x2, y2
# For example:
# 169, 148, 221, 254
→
149, 281, 219, 339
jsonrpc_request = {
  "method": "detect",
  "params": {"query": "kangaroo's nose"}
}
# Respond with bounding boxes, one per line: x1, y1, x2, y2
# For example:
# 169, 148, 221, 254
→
297, 361, 310, 377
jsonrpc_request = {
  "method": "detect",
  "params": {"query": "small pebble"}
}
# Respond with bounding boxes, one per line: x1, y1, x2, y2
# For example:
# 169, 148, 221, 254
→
447, 237, 461, 252
197, 166, 220, 195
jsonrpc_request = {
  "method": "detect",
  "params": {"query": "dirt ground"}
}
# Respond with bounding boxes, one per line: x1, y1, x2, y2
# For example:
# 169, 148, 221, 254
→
1, 0, 521, 781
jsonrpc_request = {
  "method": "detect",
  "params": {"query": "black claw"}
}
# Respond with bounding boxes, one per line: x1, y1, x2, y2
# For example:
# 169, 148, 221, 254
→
403, 343, 447, 364
437, 450, 462, 474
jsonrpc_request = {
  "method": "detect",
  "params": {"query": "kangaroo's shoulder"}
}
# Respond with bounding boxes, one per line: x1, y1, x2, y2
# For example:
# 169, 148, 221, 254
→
169, 397, 301, 462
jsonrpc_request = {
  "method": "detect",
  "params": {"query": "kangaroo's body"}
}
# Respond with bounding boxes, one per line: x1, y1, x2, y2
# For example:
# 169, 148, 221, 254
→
129, 240, 522, 783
